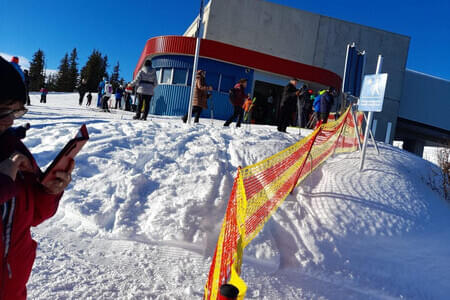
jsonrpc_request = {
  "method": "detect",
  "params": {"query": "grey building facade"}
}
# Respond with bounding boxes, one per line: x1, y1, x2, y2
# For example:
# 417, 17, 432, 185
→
183, 0, 449, 154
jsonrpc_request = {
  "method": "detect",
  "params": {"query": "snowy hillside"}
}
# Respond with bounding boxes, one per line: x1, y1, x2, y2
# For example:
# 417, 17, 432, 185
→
19, 93, 450, 299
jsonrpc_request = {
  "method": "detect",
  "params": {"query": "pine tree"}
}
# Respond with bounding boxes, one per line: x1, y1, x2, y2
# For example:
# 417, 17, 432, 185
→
111, 61, 120, 90
46, 73, 58, 91
29, 49, 46, 91
80, 49, 109, 92
69, 48, 79, 91
56, 53, 71, 92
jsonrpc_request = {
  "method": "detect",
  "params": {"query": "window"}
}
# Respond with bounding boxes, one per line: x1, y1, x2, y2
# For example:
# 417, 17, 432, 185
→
156, 69, 162, 84
219, 75, 234, 93
161, 68, 172, 84
206, 72, 220, 90
173, 68, 188, 85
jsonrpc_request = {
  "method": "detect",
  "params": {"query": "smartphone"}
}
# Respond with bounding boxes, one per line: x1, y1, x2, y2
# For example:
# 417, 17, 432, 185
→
41, 124, 89, 184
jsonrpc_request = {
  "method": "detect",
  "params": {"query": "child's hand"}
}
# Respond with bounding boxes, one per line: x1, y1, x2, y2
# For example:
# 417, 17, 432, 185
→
41, 159, 75, 195
0, 152, 33, 181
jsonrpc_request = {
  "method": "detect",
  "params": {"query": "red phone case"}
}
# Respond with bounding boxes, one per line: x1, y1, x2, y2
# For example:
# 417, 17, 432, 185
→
41, 124, 89, 184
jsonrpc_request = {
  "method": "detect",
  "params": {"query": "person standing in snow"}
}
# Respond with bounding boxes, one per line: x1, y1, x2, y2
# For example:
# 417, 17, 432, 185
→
114, 85, 124, 109
278, 78, 300, 133
86, 91, 92, 106
39, 85, 48, 103
23, 70, 31, 106
0, 56, 74, 300
101, 81, 113, 112
297, 84, 311, 128
78, 78, 87, 106
97, 77, 106, 107
129, 60, 158, 121
242, 94, 254, 124
319, 87, 337, 124
9, 56, 25, 82
182, 70, 212, 123
224, 78, 248, 128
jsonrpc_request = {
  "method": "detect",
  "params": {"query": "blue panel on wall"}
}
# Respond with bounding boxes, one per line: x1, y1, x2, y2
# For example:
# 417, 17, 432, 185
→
149, 55, 254, 120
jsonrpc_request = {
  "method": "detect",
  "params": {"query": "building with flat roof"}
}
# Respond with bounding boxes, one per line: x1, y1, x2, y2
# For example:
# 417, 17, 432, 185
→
134, 0, 449, 155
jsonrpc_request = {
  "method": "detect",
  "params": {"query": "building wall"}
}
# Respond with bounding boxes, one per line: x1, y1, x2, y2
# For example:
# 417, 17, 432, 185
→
150, 55, 253, 120
399, 70, 450, 131
203, 0, 411, 143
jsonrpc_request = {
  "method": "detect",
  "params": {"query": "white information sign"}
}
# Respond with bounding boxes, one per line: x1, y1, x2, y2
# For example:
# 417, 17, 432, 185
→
358, 73, 388, 112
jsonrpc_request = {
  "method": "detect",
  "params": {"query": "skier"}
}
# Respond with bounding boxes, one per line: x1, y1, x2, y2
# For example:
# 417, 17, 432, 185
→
319, 87, 337, 124
114, 85, 124, 109
0, 56, 74, 300
242, 94, 254, 124
97, 77, 106, 107
129, 60, 158, 121
101, 81, 113, 112
224, 78, 248, 127
86, 92, 92, 106
78, 78, 87, 106
182, 70, 212, 123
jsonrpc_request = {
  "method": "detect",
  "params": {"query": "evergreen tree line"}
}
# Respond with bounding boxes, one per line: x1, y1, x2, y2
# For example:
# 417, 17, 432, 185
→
27, 48, 123, 92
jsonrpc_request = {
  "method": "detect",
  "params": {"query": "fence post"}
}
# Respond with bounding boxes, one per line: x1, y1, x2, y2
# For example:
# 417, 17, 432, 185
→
290, 127, 321, 194
332, 108, 349, 157
363, 112, 380, 155
351, 104, 362, 151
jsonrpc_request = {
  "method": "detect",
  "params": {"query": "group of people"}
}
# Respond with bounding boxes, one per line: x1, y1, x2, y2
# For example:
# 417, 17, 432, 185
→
182, 72, 337, 132
90, 60, 158, 121
277, 78, 337, 133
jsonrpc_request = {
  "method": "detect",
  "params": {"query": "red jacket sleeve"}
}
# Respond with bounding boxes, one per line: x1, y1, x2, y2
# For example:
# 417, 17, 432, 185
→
0, 173, 17, 204
31, 182, 63, 226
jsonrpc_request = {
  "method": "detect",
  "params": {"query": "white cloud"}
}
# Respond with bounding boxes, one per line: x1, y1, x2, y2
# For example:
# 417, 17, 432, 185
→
0, 52, 57, 77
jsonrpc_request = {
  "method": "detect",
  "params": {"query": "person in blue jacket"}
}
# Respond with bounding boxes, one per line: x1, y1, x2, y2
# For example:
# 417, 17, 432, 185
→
319, 87, 337, 123
10, 56, 25, 82
97, 77, 106, 107
114, 85, 124, 109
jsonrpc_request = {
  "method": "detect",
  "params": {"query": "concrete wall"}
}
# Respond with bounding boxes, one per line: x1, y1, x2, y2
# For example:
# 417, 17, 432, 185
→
202, 0, 411, 143
399, 70, 450, 131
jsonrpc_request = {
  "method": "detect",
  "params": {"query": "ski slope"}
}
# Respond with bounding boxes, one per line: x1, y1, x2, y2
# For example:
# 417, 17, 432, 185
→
18, 93, 450, 299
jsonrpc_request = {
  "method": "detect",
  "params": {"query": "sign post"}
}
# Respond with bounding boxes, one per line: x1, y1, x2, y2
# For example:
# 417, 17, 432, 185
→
187, 0, 204, 125
359, 55, 387, 171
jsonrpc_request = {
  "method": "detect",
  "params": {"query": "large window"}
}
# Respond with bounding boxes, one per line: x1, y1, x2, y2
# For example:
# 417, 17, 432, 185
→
156, 69, 162, 84
220, 75, 235, 93
161, 68, 173, 84
173, 68, 188, 85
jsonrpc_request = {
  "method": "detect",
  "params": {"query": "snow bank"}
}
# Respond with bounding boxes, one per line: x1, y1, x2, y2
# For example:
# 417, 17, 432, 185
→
20, 93, 450, 299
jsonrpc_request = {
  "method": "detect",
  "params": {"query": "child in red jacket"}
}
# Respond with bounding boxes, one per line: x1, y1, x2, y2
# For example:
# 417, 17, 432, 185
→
0, 56, 74, 299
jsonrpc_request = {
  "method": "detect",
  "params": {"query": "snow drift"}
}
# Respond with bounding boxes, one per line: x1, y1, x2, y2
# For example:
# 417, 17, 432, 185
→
19, 93, 450, 299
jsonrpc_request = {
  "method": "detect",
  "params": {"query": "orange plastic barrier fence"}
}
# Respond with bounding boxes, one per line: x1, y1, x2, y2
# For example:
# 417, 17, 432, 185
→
204, 107, 363, 300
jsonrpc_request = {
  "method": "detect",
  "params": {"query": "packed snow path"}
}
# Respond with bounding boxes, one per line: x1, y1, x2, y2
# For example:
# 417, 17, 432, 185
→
19, 93, 450, 299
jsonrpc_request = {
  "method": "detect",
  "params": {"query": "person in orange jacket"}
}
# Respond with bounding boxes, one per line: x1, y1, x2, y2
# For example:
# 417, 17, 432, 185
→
242, 94, 255, 124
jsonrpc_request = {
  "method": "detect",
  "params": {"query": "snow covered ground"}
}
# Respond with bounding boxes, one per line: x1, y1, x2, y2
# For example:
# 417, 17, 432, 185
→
18, 93, 450, 299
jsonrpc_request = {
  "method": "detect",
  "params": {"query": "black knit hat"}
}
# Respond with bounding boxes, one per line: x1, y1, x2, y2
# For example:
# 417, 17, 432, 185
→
0, 56, 26, 105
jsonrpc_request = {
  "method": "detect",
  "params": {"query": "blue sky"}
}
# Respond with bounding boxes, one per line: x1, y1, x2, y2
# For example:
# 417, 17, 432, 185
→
1, 0, 449, 82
